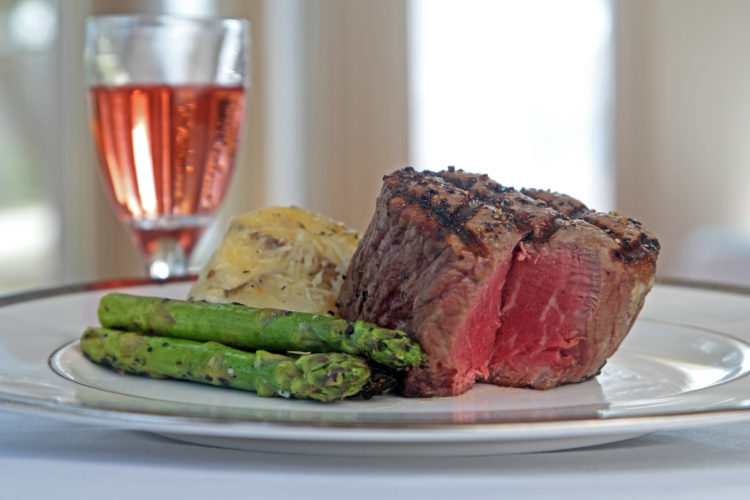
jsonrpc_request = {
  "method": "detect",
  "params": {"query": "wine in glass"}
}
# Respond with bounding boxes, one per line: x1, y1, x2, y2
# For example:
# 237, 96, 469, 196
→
84, 15, 250, 279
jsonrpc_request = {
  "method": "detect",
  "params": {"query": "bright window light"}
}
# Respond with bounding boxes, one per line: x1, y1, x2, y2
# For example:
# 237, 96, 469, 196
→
409, 0, 613, 210
0, 204, 59, 292
161, 0, 216, 17
9, 0, 57, 51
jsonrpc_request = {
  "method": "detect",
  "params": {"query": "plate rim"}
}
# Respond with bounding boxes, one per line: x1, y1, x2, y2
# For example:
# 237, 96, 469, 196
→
1, 385, 750, 443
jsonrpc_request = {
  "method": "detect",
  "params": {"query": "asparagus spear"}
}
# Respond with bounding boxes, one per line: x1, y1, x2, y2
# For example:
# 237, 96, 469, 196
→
80, 327, 371, 402
97, 293, 426, 370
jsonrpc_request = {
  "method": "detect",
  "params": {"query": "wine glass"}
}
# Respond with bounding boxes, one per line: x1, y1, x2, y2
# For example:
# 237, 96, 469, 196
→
84, 15, 250, 279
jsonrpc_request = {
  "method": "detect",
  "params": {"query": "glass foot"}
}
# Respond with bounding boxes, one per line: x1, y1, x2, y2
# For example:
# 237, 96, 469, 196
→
146, 237, 188, 280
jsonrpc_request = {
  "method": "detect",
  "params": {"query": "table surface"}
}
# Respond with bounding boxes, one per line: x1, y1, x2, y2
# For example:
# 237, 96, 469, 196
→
2, 409, 750, 499
3, 279, 750, 499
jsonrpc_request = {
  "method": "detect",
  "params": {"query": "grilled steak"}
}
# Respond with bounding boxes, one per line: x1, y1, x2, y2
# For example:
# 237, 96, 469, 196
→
337, 167, 659, 397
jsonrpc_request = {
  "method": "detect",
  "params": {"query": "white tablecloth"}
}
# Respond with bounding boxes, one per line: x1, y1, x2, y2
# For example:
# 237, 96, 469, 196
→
2, 408, 750, 499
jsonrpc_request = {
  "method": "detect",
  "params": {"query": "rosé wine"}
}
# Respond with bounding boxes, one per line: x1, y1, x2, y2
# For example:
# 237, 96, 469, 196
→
88, 84, 245, 258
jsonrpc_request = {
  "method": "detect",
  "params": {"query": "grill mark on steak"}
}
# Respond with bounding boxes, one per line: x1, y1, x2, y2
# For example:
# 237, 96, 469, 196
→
388, 169, 490, 257
440, 169, 660, 265
433, 169, 568, 246
392, 192, 487, 256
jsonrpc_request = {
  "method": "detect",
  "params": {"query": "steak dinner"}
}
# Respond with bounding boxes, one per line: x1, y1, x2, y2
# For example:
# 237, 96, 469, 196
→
337, 167, 660, 397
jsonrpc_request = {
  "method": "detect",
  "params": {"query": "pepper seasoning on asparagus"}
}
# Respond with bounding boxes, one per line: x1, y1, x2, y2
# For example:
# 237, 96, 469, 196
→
80, 327, 371, 402
97, 293, 427, 370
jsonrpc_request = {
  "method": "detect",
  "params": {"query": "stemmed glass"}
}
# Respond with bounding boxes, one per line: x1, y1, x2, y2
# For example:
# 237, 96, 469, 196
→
84, 15, 250, 279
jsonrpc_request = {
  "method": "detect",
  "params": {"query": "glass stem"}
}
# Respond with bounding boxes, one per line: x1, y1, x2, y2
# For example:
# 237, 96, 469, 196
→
145, 237, 188, 280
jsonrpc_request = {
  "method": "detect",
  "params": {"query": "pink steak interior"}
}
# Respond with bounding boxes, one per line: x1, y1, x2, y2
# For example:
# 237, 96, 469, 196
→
488, 244, 601, 388
449, 254, 515, 392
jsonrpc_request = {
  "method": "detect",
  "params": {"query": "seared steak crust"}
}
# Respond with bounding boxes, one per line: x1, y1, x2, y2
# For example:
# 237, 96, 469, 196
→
338, 167, 659, 396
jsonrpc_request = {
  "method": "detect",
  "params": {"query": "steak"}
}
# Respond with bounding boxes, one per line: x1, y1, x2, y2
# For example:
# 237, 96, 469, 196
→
337, 167, 659, 397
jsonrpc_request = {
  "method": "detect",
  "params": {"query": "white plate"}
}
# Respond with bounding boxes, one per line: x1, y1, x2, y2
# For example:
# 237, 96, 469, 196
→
1, 279, 750, 456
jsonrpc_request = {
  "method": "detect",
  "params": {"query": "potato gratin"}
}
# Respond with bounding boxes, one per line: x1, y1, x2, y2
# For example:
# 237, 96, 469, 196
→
189, 206, 359, 314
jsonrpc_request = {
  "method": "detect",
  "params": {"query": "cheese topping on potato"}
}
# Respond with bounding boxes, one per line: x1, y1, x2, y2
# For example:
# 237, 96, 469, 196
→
188, 206, 359, 314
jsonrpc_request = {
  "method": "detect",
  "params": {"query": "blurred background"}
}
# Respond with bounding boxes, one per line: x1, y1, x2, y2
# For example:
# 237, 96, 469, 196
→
2, 0, 750, 292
